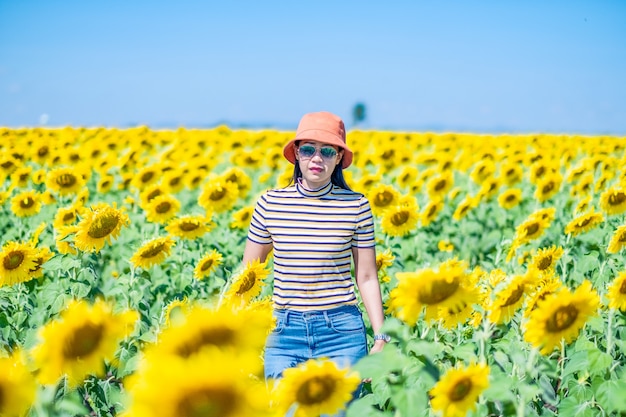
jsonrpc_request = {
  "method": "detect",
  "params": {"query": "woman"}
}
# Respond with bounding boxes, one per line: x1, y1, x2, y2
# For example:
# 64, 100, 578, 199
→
243, 111, 388, 398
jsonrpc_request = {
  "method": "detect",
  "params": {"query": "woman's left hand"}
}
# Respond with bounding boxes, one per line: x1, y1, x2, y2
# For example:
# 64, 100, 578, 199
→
369, 339, 387, 354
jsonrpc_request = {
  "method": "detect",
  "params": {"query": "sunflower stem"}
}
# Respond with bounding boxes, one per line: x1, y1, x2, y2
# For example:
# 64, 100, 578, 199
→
606, 308, 614, 357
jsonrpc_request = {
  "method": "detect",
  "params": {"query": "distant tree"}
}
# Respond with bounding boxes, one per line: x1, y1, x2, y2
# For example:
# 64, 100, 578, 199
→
352, 102, 366, 126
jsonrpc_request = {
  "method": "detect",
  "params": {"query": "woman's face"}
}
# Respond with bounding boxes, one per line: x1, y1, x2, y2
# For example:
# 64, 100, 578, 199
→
295, 140, 343, 189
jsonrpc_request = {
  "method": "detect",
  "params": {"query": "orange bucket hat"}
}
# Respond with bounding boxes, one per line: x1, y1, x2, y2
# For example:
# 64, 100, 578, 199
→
283, 111, 353, 169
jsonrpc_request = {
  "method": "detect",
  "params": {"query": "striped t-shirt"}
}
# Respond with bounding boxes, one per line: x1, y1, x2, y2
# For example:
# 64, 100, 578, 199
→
247, 180, 376, 311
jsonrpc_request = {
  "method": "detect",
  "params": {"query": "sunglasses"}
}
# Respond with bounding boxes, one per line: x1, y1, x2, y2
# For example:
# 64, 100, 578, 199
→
298, 144, 338, 159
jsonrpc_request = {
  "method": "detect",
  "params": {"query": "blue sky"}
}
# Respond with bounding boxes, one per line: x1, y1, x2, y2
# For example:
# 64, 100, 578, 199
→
1, 0, 625, 134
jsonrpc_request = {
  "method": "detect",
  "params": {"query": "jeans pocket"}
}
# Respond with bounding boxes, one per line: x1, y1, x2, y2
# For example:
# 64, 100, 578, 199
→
329, 310, 365, 334
272, 317, 286, 334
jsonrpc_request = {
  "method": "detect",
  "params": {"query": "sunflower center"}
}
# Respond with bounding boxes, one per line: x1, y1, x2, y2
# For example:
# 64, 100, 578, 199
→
449, 377, 472, 401
156, 201, 172, 214
546, 305, 579, 332
609, 192, 626, 205
375, 191, 394, 207
38, 146, 49, 157
146, 189, 162, 202
180, 221, 200, 232
141, 171, 155, 183
505, 194, 516, 202
62, 323, 104, 359
176, 328, 235, 357
391, 211, 409, 226
3, 250, 25, 270
87, 213, 120, 239
20, 196, 35, 208
434, 179, 447, 191
536, 255, 553, 271
169, 177, 182, 187
100, 180, 111, 188
578, 217, 592, 227
176, 387, 236, 417
296, 376, 336, 405
427, 204, 438, 218
140, 243, 166, 258
210, 188, 227, 201
201, 259, 214, 271
56, 173, 77, 188
619, 232, 626, 243
619, 280, 626, 294
502, 285, 525, 307
63, 211, 76, 222
542, 182, 554, 193
524, 222, 540, 237
236, 272, 256, 295
419, 278, 459, 304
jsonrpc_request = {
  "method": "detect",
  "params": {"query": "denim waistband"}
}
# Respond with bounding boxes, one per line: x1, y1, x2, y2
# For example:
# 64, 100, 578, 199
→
273, 304, 360, 324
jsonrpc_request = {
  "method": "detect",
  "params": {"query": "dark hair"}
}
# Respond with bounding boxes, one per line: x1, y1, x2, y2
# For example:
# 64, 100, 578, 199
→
287, 141, 352, 190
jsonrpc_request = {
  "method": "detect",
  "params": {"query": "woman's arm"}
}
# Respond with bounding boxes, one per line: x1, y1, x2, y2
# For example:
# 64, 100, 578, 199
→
352, 246, 387, 353
243, 238, 273, 264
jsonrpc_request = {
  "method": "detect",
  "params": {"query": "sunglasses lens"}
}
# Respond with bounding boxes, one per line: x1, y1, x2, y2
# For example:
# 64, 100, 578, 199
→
299, 145, 316, 158
320, 147, 337, 158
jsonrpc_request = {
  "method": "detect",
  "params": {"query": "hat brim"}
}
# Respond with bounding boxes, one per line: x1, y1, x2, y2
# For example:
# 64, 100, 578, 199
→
283, 132, 353, 169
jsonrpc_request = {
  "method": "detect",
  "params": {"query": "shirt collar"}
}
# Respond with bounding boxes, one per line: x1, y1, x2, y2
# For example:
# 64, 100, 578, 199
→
296, 178, 333, 198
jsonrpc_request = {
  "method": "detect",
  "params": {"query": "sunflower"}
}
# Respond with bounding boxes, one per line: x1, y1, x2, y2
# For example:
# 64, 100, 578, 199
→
223, 259, 270, 305
380, 197, 420, 237
477, 177, 501, 202
130, 236, 176, 270
452, 195, 477, 221
529, 207, 556, 223
606, 271, 626, 311
599, 187, 626, 215
165, 215, 214, 240
470, 159, 496, 185
430, 362, 490, 417
73, 202, 130, 253
230, 206, 254, 230
534, 173, 562, 203
45, 167, 86, 196
426, 172, 454, 199
497, 188, 522, 210
29, 246, 54, 279
438, 240, 455, 252
488, 274, 532, 324
53, 205, 80, 229
31, 299, 138, 386
367, 184, 401, 216
273, 359, 361, 417
161, 168, 186, 194
144, 194, 181, 224
131, 164, 161, 191
564, 209, 604, 236
146, 303, 271, 361
421, 199, 445, 227
511, 215, 551, 246
139, 183, 166, 209
163, 298, 190, 327
524, 274, 565, 318
124, 350, 269, 417
395, 165, 419, 190
198, 177, 240, 214
221, 166, 252, 199
194, 249, 223, 280
523, 280, 600, 355
574, 195, 592, 215
0, 241, 38, 287
96, 174, 115, 194
388, 259, 478, 323
0, 353, 37, 417
375, 248, 395, 272
10, 190, 41, 217
500, 161, 523, 186
528, 246, 564, 275
9, 165, 32, 188
607, 225, 626, 254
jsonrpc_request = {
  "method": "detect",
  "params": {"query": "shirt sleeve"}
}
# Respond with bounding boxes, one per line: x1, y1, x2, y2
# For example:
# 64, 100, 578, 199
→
247, 193, 272, 244
352, 195, 376, 248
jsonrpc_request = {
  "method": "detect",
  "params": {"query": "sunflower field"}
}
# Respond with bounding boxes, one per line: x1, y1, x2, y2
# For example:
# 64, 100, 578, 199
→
1, 126, 626, 417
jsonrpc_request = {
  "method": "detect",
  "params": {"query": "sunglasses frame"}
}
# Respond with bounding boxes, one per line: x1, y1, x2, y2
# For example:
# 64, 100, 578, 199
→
298, 144, 339, 160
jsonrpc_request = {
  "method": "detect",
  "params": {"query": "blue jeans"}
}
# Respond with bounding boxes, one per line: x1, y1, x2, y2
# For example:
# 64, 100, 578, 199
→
264, 304, 368, 416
